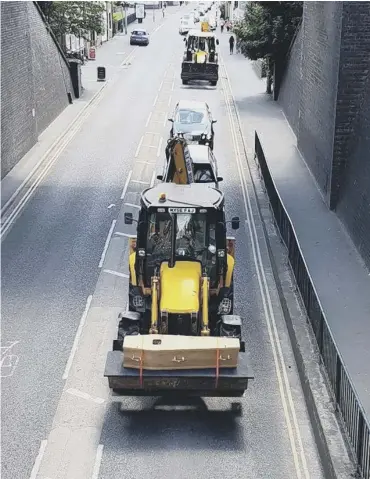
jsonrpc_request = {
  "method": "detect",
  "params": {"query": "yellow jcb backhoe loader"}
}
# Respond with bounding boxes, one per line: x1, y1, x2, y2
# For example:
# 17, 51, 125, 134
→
104, 183, 254, 397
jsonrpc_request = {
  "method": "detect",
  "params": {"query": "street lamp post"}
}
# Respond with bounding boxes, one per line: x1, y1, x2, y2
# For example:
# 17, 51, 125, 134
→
121, 2, 128, 34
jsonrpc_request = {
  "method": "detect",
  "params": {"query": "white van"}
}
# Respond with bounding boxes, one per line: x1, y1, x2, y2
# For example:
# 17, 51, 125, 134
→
179, 17, 195, 34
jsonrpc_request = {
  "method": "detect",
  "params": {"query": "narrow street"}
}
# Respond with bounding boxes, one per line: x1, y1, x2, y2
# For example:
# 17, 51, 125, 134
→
2, 6, 325, 479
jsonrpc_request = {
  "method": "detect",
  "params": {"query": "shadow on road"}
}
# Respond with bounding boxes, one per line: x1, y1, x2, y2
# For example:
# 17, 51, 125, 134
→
102, 395, 246, 452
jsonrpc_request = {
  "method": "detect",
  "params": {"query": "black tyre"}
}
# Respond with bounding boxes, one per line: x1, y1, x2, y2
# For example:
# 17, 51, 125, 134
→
182, 79, 188, 85
210, 80, 217, 86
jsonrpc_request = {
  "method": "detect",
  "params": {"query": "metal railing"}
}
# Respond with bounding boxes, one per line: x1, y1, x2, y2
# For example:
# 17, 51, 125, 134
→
254, 130, 370, 479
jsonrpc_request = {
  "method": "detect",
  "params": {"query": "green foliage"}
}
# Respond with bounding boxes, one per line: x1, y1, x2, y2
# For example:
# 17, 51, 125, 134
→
233, 1, 303, 61
39, 1, 106, 39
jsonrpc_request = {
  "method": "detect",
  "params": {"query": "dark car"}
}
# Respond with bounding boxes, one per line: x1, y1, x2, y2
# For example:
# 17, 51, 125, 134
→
168, 100, 216, 149
130, 28, 149, 46
159, 144, 223, 187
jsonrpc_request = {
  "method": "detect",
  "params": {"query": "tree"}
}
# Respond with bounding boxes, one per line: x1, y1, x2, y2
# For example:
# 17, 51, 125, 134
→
37, 1, 106, 49
233, 1, 303, 94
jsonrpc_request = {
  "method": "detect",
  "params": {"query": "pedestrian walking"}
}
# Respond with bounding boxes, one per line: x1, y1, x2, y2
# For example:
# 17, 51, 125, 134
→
220, 18, 225, 33
226, 20, 231, 32
229, 34, 235, 54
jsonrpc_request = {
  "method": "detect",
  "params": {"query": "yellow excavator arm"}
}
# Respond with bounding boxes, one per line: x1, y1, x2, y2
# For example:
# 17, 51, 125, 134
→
166, 137, 195, 184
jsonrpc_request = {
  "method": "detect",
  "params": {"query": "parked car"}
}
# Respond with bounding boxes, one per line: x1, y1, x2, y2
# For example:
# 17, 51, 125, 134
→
160, 144, 222, 187
168, 100, 216, 150
179, 16, 195, 34
130, 28, 149, 46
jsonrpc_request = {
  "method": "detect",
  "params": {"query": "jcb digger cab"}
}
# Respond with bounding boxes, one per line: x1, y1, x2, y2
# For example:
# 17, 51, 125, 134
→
123, 183, 240, 338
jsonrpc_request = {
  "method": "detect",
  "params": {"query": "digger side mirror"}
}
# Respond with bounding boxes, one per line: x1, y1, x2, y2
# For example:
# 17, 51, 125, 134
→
157, 175, 163, 181
231, 216, 240, 230
216, 39, 219, 45
217, 176, 223, 182
168, 118, 174, 122
124, 212, 133, 225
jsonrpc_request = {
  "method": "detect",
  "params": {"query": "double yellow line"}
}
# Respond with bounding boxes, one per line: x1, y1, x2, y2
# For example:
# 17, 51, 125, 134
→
219, 57, 310, 479
0, 83, 108, 241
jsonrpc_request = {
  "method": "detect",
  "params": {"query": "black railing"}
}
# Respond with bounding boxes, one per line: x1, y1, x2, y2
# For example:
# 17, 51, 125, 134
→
254, 130, 370, 479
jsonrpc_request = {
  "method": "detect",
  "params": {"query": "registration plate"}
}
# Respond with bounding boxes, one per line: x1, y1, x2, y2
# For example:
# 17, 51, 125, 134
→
169, 207, 196, 213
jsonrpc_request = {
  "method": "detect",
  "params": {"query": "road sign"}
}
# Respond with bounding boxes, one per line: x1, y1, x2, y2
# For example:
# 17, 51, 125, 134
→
135, 4, 145, 19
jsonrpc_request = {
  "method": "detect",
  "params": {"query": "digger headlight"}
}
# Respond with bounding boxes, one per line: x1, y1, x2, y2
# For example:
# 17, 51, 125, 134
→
218, 297, 232, 315
133, 295, 144, 308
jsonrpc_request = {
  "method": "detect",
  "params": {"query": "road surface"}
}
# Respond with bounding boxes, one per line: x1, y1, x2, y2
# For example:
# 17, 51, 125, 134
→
2, 7, 325, 479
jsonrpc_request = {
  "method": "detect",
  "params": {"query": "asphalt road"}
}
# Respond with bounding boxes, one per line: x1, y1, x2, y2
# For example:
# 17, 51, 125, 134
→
2, 6, 324, 479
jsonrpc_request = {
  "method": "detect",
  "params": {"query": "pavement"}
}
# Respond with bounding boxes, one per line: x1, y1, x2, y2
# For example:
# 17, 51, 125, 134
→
1, 5, 352, 479
220, 29, 370, 421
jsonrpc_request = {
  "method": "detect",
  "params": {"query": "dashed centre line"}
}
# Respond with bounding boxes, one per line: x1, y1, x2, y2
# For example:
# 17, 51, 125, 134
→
145, 111, 152, 127
157, 137, 163, 157
134, 136, 144, 157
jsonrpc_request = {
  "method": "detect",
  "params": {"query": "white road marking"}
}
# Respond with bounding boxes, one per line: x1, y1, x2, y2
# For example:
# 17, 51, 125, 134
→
91, 445, 104, 479
141, 144, 157, 149
134, 136, 144, 157
98, 219, 116, 268
116, 51, 126, 55
124, 202, 141, 209
120, 48, 137, 67
136, 160, 155, 165
66, 388, 105, 405
158, 80, 164, 91
103, 269, 129, 279
145, 131, 161, 136
221, 60, 310, 479
152, 94, 159, 107
62, 295, 92, 380
168, 95, 172, 106
153, 23, 165, 33
114, 232, 136, 238
164, 113, 168, 127
131, 179, 149, 184
150, 171, 156, 188
120, 170, 132, 199
157, 137, 163, 157
29, 440, 48, 479
107, 203, 115, 209
171, 80, 175, 91
145, 111, 152, 127
164, 69, 167, 76
1, 340, 20, 378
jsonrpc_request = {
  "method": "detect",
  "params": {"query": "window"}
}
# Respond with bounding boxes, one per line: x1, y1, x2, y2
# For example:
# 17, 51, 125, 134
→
175, 109, 207, 125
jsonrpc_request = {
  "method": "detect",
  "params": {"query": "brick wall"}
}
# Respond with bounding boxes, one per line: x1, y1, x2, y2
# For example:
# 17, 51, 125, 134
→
278, 1, 370, 269
1, 2, 74, 179
335, 3, 370, 267
298, 2, 343, 199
